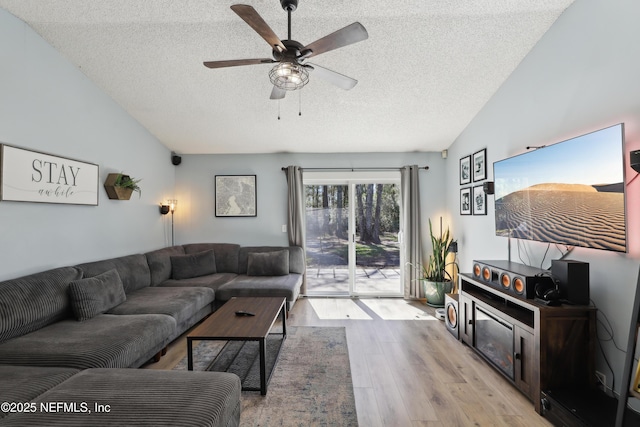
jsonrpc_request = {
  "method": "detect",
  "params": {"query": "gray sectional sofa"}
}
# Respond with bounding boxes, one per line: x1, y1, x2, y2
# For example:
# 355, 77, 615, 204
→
0, 243, 304, 426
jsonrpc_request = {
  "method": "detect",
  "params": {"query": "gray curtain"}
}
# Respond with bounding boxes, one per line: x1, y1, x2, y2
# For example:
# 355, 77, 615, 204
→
401, 165, 423, 299
285, 165, 306, 293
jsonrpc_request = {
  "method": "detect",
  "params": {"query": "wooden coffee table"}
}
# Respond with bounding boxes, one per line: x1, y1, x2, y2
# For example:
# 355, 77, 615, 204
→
187, 297, 286, 395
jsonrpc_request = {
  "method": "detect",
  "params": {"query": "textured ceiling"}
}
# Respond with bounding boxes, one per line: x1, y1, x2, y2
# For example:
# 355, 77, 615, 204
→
0, 0, 575, 154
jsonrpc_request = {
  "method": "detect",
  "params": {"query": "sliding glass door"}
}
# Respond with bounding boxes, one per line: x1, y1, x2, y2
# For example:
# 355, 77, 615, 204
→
352, 183, 401, 295
304, 172, 403, 297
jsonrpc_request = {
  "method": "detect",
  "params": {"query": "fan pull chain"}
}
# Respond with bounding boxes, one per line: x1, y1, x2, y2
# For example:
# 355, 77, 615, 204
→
278, 100, 281, 120
299, 90, 302, 116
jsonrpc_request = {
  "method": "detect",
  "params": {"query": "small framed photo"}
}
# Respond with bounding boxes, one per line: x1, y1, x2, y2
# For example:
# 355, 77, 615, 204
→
460, 155, 471, 185
473, 184, 486, 215
473, 148, 487, 182
215, 175, 257, 217
460, 188, 471, 215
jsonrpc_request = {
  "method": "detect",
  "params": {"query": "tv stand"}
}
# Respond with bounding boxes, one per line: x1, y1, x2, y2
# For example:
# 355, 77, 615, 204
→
459, 273, 597, 414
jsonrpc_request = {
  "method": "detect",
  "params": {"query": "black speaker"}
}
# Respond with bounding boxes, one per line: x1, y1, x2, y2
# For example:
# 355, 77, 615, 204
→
631, 149, 640, 173
551, 260, 589, 305
444, 293, 459, 340
171, 152, 182, 166
483, 181, 495, 195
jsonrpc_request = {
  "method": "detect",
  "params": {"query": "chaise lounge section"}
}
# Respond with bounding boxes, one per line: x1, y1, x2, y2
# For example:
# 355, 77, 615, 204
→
0, 366, 241, 427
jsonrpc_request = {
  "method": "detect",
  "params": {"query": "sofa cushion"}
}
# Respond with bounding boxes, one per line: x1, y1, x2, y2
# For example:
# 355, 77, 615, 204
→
76, 254, 151, 294
238, 246, 303, 275
0, 365, 79, 418
107, 286, 214, 330
145, 246, 186, 286
287, 246, 306, 274
1, 368, 241, 427
247, 250, 289, 276
171, 250, 217, 280
0, 267, 82, 345
159, 272, 237, 292
0, 314, 176, 370
68, 269, 127, 321
183, 243, 241, 273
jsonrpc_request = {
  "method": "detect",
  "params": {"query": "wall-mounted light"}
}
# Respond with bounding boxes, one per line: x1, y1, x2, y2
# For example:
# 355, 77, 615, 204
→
159, 204, 170, 215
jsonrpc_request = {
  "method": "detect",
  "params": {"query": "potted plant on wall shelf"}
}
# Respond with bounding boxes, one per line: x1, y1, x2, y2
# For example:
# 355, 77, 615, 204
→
104, 173, 142, 200
421, 218, 458, 307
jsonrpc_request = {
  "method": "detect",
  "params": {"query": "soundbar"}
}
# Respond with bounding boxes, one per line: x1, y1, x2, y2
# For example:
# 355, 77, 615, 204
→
472, 260, 554, 300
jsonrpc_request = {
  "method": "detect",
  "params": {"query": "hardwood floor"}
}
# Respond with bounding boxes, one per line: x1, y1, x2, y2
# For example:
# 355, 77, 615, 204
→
144, 298, 553, 426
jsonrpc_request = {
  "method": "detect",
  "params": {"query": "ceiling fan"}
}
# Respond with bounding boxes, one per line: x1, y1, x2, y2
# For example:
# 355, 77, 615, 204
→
203, 0, 368, 100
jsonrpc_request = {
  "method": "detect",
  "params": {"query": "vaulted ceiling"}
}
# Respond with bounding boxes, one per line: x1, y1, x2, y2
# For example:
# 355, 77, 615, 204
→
0, 0, 575, 154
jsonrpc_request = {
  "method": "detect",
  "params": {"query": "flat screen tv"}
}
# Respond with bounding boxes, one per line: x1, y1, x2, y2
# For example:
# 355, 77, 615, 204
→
493, 123, 626, 252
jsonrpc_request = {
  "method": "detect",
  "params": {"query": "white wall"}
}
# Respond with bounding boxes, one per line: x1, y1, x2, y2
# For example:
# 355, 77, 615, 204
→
0, 10, 176, 281
447, 0, 640, 397
174, 151, 444, 257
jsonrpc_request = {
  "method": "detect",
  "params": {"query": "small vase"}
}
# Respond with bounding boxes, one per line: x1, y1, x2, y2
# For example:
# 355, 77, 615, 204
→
422, 280, 453, 307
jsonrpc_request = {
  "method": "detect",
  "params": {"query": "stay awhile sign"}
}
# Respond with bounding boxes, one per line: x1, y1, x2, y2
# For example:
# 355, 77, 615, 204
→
0, 144, 99, 205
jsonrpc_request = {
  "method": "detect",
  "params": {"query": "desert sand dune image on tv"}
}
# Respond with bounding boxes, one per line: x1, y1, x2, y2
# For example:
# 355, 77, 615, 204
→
493, 124, 626, 253
495, 183, 625, 252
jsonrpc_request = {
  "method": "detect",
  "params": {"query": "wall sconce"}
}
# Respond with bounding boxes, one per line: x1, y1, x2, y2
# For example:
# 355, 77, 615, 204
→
159, 204, 170, 215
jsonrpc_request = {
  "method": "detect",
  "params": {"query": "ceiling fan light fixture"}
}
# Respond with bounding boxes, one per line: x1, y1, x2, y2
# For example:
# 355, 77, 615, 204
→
269, 62, 309, 91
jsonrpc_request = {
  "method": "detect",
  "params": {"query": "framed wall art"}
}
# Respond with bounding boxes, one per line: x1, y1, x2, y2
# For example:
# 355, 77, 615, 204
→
215, 175, 257, 217
460, 155, 471, 185
473, 184, 486, 215
473, 148, 487, 182
0, 144, 99, 205
460, 187, 471, 215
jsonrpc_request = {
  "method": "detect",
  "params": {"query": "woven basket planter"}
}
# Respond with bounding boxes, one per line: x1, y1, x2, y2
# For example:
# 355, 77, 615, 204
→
104, 173, 134, 200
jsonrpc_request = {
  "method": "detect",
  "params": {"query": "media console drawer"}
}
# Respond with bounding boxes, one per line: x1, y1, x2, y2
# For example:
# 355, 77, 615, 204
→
459, 273, 596, 414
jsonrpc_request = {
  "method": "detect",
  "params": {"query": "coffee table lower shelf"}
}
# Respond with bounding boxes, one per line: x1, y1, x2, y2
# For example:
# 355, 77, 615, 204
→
202, 333, 286, 394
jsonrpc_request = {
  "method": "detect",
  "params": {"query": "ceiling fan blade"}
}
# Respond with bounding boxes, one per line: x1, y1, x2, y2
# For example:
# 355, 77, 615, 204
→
231, 4, 286, 52
304, 22, 368, 58
306, 63, 358, 90
270, 86, 286, 100
203, 58, 275, 69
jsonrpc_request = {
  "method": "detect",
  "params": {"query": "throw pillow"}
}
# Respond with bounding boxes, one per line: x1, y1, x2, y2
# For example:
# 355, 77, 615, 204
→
170, 250, 217, 280
247, 250, 289, 276
68, 269, 126, 321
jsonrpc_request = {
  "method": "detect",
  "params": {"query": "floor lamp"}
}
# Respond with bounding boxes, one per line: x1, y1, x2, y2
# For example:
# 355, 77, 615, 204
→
160, 199, 178, 246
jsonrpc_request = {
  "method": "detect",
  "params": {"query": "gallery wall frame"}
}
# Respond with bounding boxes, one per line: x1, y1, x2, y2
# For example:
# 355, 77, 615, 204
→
214, 174, 257, 217
0, 144, 99, 205
473, 148, 487, 182
460, 155, 471, 185
460, 187, 471, 215
473, 184, 487, 215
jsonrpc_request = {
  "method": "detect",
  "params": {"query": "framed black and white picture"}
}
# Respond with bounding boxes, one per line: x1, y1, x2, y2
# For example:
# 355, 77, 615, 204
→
472, 184, 486, 215
0, 144, 99, 205
215, 175, 257, 217
473, 148, 487, 182
460, 187, 471, 215
460, 155, 471, 185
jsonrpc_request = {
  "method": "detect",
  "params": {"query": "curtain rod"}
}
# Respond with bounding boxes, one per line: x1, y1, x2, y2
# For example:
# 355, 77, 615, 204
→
281, 166, 429, 171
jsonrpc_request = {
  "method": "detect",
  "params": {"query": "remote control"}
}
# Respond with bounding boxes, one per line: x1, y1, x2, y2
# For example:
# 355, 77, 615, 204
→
235, 310, 255, 316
